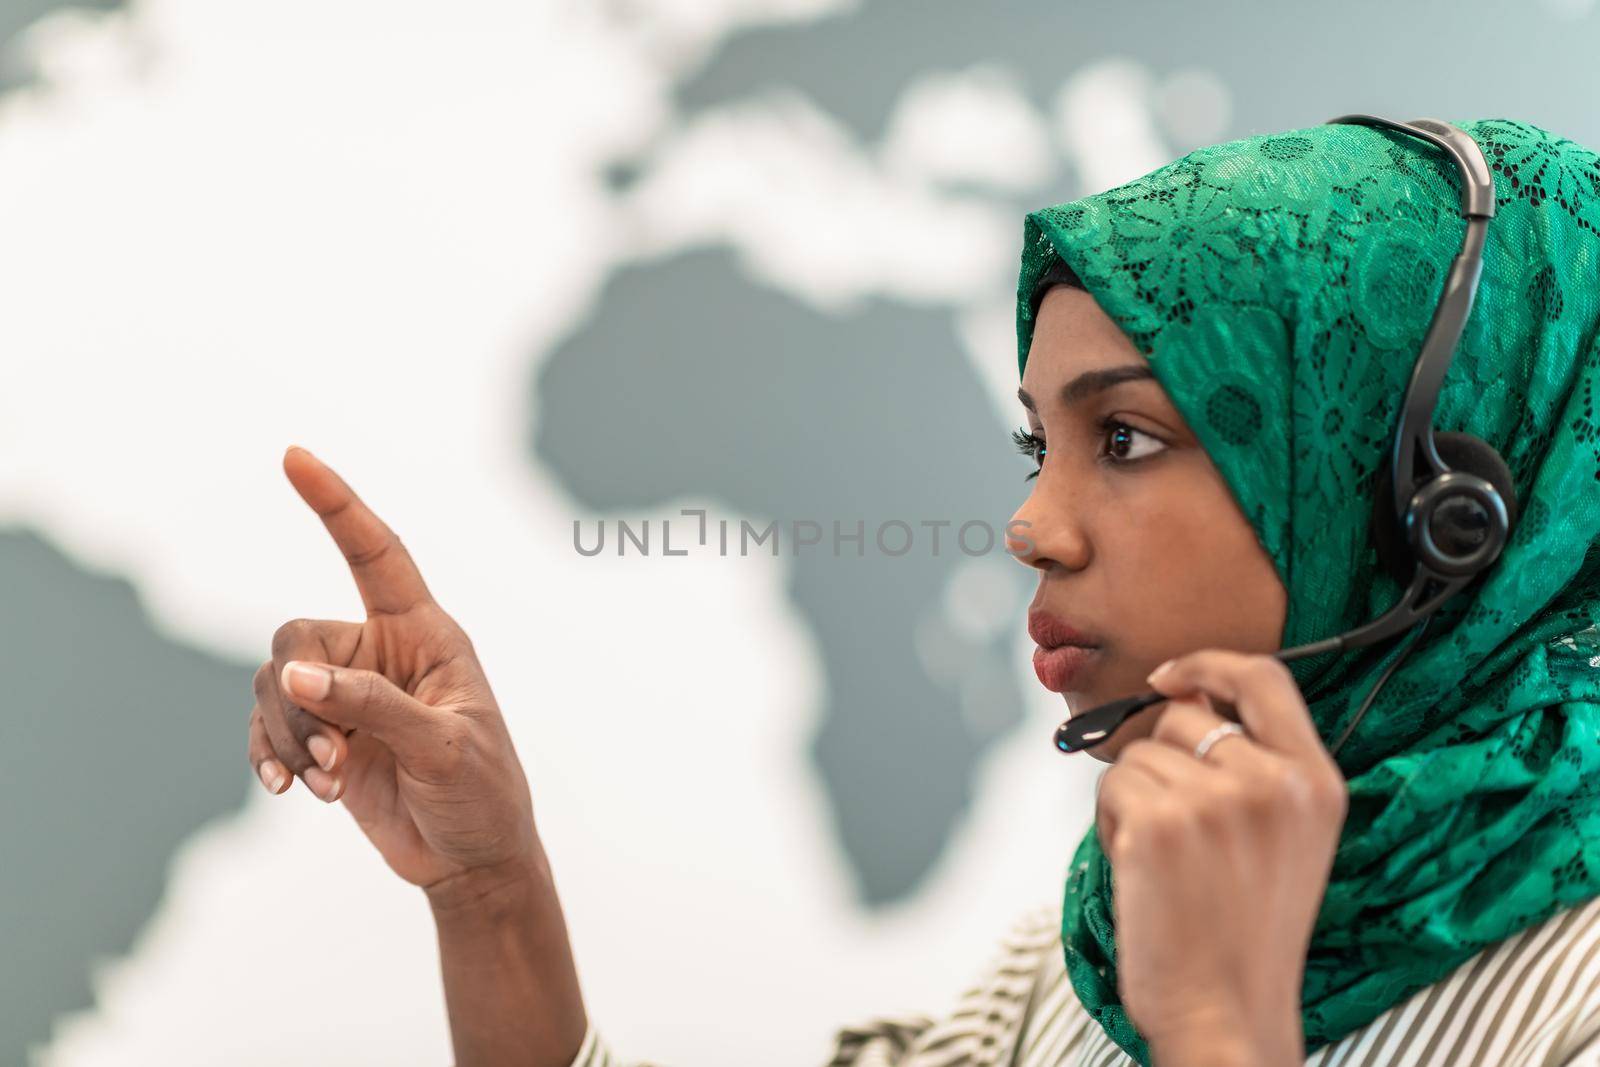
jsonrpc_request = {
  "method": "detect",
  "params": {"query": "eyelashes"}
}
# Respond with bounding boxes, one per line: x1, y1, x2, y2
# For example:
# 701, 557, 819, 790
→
1013, 417, 1167, 481
1013, 427, 1046, 481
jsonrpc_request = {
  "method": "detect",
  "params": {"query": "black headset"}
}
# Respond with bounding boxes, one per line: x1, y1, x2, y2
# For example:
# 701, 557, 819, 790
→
1053, 114, 1519, 759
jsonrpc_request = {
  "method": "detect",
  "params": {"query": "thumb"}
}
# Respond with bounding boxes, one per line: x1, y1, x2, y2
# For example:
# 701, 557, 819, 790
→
281, 660, 456, 774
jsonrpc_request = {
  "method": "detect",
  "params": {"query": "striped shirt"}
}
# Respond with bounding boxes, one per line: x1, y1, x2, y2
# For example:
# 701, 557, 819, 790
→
566, 892, 1600, 1066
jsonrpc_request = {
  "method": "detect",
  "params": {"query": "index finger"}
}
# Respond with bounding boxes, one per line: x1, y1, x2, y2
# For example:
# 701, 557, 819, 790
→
1145, 649, 1328, 763
282, 445, 434, 616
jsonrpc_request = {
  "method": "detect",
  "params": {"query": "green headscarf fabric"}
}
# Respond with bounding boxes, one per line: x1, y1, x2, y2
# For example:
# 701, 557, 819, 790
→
1014, 118, 1600, 1063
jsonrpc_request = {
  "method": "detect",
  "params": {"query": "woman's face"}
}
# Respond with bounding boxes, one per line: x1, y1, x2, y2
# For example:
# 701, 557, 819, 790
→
1008, 285, 1288, 763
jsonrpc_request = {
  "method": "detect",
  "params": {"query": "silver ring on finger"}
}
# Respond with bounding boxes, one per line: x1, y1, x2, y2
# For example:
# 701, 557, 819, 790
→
1194, 721, 1247, 761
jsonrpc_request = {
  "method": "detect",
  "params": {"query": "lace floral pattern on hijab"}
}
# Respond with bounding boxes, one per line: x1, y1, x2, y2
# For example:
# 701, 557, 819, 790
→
1015, 118, 1600, 1064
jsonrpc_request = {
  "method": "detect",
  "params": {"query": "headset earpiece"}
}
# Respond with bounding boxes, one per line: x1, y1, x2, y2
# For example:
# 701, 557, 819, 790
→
1370, 431, 1518, 585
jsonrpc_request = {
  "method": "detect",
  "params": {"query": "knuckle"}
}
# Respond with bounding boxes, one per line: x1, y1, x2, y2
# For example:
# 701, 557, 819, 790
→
1119, 738, 1160, 768
1267, 761, 1316, 810
1174, 649, 1220, 676
1138, 799, 1192, 844
1108, 828, 1134, 864
1200, 777, 1243, 819
252, 661, 276, 700
271, 618, 317, 657
1150, 710, 1185, 744
1248, 655, 1295, 688
1235, 764, 1280, 814
345, 531, 397, 571
1310, 766, 1350, 814
1243, 783, 1277, 818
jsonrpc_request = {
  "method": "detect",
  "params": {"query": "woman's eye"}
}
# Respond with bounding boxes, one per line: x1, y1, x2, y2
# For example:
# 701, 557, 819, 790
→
1012, 419, 1164, 481
1011, 426, 1046, 481
1099, 417, 1166, 464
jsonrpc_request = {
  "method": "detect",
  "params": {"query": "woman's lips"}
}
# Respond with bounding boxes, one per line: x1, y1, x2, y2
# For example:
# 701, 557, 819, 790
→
1032, 644, 1099, 692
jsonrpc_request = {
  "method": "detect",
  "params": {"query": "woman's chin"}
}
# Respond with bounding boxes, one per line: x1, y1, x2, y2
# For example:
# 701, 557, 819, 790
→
1058, 688, 1155, 763
1060, 689, 1097, 716
1053, 693, 1110, 762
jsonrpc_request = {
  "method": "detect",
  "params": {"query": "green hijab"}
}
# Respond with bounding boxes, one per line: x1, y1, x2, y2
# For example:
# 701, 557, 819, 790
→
1015, 117, 1600, 1063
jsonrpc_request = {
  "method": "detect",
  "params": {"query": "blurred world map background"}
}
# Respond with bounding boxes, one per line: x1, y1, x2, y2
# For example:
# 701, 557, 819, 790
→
3, 1, 1598, 1063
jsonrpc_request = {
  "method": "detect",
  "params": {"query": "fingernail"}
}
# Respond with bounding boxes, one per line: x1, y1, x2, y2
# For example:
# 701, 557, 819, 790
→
284, 661, 332, 701
307, 734, 337, 771
1146, 658, 1177, 687
303, 766, 343, 803
258, 760, 286, 794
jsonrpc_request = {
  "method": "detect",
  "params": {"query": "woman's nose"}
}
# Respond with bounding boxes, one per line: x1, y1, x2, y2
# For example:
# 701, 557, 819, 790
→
1004, 508, 1037, 563
1007, 482, 1091, 572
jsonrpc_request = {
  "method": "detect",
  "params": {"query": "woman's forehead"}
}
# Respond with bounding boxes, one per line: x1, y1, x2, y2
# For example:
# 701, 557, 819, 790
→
1023, 289, 1149, 391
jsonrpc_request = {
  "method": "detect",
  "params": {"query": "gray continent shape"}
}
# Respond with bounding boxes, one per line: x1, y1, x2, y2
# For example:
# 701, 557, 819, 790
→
531, 246, 1031, 905
1, 528, 254, 1063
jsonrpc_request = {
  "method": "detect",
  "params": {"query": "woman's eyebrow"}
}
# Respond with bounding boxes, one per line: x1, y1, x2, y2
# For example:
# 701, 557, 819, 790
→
1016, 365, 1157, 412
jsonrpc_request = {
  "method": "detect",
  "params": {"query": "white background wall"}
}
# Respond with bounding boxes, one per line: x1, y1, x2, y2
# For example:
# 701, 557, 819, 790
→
2, 3, 1109, 1063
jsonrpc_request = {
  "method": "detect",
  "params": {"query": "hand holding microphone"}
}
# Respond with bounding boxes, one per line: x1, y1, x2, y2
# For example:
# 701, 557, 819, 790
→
1095, 649, 1348, 1063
